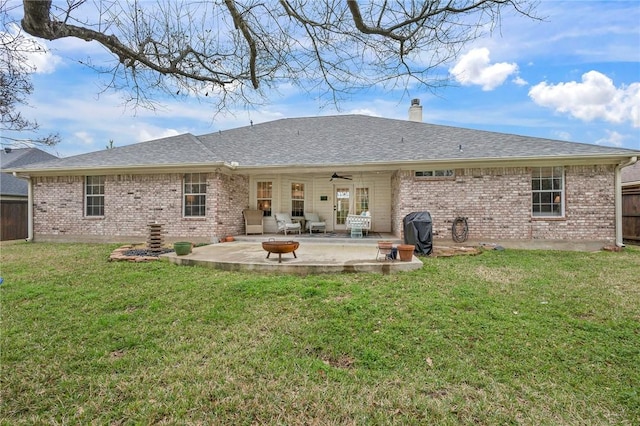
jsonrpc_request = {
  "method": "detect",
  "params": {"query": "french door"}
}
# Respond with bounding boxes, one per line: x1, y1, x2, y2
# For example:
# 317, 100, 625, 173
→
334, 185, 352, 231
334, 185, 370, 231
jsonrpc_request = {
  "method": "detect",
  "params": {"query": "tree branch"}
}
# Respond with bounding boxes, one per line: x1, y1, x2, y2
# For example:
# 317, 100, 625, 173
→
223, 0, 258, 89
17, 0, 538, 109
22, 0, 233, 87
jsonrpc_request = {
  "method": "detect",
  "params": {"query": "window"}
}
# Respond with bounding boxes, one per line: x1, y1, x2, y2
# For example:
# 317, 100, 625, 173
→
355, 187, 369, 215
85, 176, 105, 216
184, 173, 206, 217
532, 167, 564, 217
415, 169, 454, 177
257, 181, 272, 216
291, 183, 304, 217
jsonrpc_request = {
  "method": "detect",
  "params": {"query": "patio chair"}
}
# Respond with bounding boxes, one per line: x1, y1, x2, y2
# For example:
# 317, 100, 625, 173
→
243, 209, 264, 235
304, 212, 326, 234
274, 213, 302, 235
346, 213, 371, 236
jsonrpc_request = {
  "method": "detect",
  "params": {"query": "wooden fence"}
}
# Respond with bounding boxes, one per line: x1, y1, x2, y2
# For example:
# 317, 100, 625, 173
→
1, 200, 28, 241
622, 186, 640, 244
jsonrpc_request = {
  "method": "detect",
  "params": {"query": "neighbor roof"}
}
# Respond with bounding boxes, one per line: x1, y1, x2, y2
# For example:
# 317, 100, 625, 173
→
1, 148, 58, 196
7, 115, 640, 174
622, 161, 640, 185
1, 147, 57, 169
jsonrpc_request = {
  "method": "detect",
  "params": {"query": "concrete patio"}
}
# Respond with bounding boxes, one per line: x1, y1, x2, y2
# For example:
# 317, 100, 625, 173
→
161, 233, 424, 274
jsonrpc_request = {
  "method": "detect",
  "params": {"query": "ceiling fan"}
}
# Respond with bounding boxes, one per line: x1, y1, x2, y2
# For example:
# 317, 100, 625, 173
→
330, 172, 352, 181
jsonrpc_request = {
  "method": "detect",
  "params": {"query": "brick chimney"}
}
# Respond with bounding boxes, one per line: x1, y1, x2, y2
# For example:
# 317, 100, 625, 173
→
408, 98, 422, 122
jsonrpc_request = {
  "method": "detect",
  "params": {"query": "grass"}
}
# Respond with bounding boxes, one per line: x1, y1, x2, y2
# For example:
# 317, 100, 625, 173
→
1, 242, 639, 425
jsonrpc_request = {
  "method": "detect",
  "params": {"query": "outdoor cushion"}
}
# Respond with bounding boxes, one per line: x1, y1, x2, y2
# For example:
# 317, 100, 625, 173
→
304, 212, 326, 233
274, 213, 301, 235
243, 209, 264, 235
304, 212, 320, 223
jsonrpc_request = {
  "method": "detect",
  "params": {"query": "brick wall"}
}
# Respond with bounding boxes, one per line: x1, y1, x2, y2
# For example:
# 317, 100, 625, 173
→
31, 165, 616, 243
532, 164, 615, 241
394, 165, 616, 242
32, 172, 250, 243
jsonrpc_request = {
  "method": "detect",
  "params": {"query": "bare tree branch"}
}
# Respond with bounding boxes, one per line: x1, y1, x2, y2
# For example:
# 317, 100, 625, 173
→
16, 0, 539, 109
1, 0, 60, 147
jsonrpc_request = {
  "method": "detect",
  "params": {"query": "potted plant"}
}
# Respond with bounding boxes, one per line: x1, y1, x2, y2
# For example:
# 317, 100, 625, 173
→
173, 241, 192, 255
397, 244, 415, 261
377, 240, 393, 250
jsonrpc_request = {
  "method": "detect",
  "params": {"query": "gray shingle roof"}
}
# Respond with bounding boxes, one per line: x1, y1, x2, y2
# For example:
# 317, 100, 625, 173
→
7, 134, 221, 172
1, 173, 28, 196
6, 115, 640, 173
199, 115, 640, 167
622, 161, 640, 184
1, 148, 58, 196
0, 147, 57, 168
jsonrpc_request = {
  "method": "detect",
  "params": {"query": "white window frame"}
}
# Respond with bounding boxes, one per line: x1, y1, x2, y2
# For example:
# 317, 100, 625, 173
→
183, 173, 207, 217
85, 176, 105, 217
257, 181, 273, 217
291, 182, 305, 217
355, 187, 370, 215
532, 166, 564, 217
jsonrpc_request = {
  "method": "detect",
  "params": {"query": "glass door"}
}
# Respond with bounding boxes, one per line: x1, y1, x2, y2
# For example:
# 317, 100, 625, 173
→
334, 186, 352, 231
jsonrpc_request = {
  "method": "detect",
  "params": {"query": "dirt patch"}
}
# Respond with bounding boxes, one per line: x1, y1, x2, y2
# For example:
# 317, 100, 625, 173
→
430, 246, 481, 257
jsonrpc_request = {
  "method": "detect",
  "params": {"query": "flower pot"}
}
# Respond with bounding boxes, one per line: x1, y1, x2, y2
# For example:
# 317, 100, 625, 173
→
225, 236, 235, 242
173, 242, 192, 256
397, 244, 415, 261
377, 241, 393, 250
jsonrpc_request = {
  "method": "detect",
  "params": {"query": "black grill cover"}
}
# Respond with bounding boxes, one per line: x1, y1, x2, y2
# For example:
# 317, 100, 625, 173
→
403, 212, 433, 255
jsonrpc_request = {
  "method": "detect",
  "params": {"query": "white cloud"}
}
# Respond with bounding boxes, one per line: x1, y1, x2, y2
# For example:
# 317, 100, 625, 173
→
513, 76, 528, 86
449, 48, 519, 91
135, 126, 181, 142
552, 130, 572, 141
346, 108, 380, 117
528, 71, 640, 128
72, 131, 95, 146
1, 23, 62, 74
594, 130, 626, 148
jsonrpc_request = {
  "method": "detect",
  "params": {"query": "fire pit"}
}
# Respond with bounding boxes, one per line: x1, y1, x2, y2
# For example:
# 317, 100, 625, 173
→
261, 240, 299, 263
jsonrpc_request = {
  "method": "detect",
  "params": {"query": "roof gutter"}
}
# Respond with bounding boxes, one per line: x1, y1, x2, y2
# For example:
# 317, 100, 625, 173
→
615, 156, 638, 247
6, 161, 229, 177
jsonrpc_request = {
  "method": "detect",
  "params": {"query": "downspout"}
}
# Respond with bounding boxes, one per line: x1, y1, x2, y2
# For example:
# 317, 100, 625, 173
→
27, 176, 33, 242
615, 156, 637, 247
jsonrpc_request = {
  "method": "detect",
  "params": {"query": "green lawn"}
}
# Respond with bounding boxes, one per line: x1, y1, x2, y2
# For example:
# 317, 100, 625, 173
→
1, 242, 639, 425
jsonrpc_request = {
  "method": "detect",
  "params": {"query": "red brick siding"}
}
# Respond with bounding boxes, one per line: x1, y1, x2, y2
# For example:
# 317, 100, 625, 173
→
32, 172, 249, 242
31, 165, 616, 243
533, 164, 615, 241
394, 165, 615, 242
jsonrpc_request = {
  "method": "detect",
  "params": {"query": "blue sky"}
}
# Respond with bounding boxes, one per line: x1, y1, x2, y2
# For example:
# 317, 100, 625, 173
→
6, 0, 640, 157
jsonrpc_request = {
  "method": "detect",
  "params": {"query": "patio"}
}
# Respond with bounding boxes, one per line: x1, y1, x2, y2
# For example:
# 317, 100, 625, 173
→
162, 232, 424, 274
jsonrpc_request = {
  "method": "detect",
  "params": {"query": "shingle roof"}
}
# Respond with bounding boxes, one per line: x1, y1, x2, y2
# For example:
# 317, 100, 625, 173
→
0, 147, 57, 168
6, 115, 640, 173
1, 148, 58, 196
1, 173, 28, 196
622, 161, 640, 184
198, 115, 640, 167
6, 134, 220, 171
